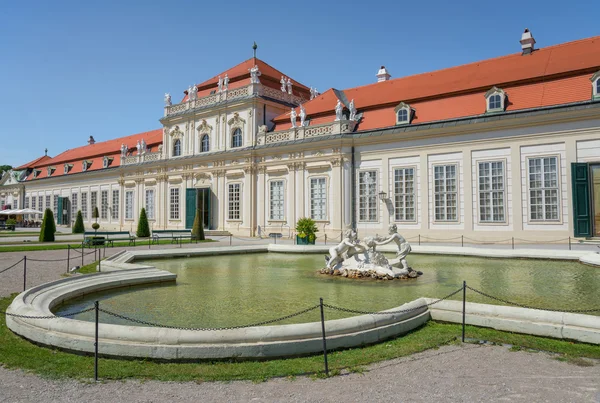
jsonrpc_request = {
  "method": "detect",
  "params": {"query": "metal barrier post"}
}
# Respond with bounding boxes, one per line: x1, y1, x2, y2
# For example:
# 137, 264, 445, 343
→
103, 242, 106, 258
462, 281, 466, 343
94, 300, 99, 382
23, 256, 27, 292
461, 235, 464, 247
229, 235, 232, 246
98, 255, 101, 272
568, 236, 571, 251
418, 234, 421, 246
319, 297, 329, 377
512, 237, 514, 250
67, 245, 70, 273
149, 238, 151, 249
325, 234, 327, 245
81, 245, 84, 268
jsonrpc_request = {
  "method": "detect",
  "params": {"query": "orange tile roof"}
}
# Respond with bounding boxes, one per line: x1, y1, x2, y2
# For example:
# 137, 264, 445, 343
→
24, 129, 162, 181
182, 58, 311, 102
272, 35, 600, 131
14, 155, 52, 171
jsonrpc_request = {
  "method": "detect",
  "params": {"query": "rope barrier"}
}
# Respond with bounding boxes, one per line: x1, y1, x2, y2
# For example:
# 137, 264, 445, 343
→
420, 236, 463, 242
465, 285, 600, 313
323, 287, 464, 316
98, 304, 320, 331
27, 256, 72, 262
0, 258, 25, 274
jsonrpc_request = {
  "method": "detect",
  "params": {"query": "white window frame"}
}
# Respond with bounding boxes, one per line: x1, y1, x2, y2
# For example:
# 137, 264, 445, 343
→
394, 102, 412, 125
358, 170, 378, 222
433, 164, 459, 222
125, 190, 134, 220
169, 188, 180, 220
591, 71, 600, 100
101, 190, 109, 220
393, 166, 416, 222
37, 195, 43, 215
53, 195, 58, 217
145, 189, 155, 220
111, 190, 119, 220
309, 177, 328, 221
71, 193, 78, 222
527, 155, 561, 222
231, 128, 242, 148
269, 180, 285, 221
228, 183, 241, 221
81, 192, 87, 220
201, 134, 210, 153
172, 139, 181, 157
485, 87, 506, 113
477, 160, 506, 224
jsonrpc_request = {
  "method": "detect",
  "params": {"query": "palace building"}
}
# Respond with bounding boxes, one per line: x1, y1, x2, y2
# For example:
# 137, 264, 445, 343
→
2, 30, 600, 240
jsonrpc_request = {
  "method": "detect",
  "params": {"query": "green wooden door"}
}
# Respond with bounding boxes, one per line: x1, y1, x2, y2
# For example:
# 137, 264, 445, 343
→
57, 197, 63, 225
199, 188, 211, 229
185, 189, 197, 229
571, 163, 592, 237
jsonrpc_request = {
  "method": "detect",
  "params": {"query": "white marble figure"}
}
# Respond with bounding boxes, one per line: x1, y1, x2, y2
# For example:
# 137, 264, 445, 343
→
290, 108, 297, 128
249, 65, 261, 84
300, 105, 307, 127
164, 93, 172, 106
136, 140, 141, 155
187, 85, 193, 101
218, 75, 223, 93
223, 74, 229, 91
349, 99, 357, 121
191, 84, 198, 100
280, 76, 286, 92
326, 230, 365, 270
375, 224, 412, 270
335, 99, 343, 121
158, 144, 163, 153
286, 78, 292, 95
140, 139, 147, 154
120, 143, 128, 157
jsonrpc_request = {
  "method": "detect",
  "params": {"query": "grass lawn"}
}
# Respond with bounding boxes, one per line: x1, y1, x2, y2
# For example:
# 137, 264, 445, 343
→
0, 238, 216, 253
1, 293, 598, 382
0, 232, 70, 238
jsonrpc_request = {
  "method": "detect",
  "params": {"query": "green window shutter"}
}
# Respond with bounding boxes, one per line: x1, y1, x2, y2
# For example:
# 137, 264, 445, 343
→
185, 189, 197, 229
571, 163, 592, 237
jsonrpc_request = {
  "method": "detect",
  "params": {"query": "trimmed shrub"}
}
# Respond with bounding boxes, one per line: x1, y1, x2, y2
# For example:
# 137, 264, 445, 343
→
295, 217, 318, 239
72, 210, 85, 234
137, 208, 150, 238
92, 206, 99, 221
39, 208, 56, 242
191, 209, 205, 241
92, 222, 100, 231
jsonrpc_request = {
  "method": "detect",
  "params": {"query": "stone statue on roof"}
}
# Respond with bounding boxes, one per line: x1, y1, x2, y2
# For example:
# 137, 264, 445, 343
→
120, 143, 128, 157
287, 78, 293, 95
191, 84, 198, 100
249, 65, 261, 84
136, 140, 141, 155
223, 74, 229, 91
310, 87, 315, 100
187, 85, 193, 101
280, 76, 286, 92
164, 93, 172, 107
335, 99, 344, 121
140, 139, 147, 154
218, 75, 223, 93
349, 99, 357, 121
300, 105, 307, 127
290, 107, 297, 128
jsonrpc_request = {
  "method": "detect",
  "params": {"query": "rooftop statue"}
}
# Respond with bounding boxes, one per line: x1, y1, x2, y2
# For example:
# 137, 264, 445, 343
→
136, 140, 141, 154
290, 107, 297, 128
223, 74, 229, 91
349, 99, 357, 121
191, 85, 198, 100
334, 99, 343, 121
249, 65, 261, 84
310, 87, 319, 100
286, 78, 292, 95
280, 76, 286, 92
218, 75, 223, 93
299, 105, 307, 127
120, 143, 128, 157
140, 139, 147, 154
164, 93, 172, 107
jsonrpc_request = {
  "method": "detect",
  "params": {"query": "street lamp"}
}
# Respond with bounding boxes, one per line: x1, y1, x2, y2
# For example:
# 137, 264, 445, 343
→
378, 191, 387, 202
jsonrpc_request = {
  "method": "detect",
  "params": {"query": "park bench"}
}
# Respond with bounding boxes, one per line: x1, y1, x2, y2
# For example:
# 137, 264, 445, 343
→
151, 229, 197, 245
83, 231, 136, 248
0, 223, 16, 231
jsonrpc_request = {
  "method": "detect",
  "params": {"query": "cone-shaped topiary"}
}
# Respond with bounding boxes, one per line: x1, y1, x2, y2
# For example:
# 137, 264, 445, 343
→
191, 209, 205, 241
137, 208, 151, 238
92, 206, 99, 221
72, 210, 85, 234
39, 208, 56, 242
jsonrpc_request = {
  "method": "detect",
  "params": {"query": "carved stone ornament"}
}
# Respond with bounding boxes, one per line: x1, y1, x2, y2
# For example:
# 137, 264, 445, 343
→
169, 125, 184, 138
227, 112, 246, 128
258, 125, 268, 135
196, 119, 213, 134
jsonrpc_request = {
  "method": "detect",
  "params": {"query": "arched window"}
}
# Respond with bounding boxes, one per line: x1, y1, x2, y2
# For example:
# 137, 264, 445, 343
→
488, 94, 502, 110
485, 87, 506, 112
231, 128, 242, 148
173, 139, 181, 157
593, 72, 600, 100
201, 134, 209, 152
394, 102, 412, 125
397, 108, 409, 123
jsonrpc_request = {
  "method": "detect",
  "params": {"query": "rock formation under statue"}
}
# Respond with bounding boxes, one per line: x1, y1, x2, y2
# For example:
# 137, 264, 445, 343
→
321, 225, 423, 280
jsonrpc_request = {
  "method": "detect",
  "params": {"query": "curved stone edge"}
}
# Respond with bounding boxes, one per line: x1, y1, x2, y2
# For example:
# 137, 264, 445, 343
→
579, 252, 600, 267
425, 299, 600, 344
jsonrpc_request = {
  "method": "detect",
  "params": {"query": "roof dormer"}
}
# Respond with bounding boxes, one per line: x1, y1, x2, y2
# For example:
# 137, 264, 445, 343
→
82, 160, 92, 172
64, 163, 73, 174
394, 102, 414, 125
485, 87, 507, 113
591, 71, 600, 101
32, 169, 41, 179
47, 167, 55, 177
103, 156, 114, 168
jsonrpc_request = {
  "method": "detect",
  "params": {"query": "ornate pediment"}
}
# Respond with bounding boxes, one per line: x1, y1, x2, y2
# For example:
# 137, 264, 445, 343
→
227, 112, 246, 128
196, 119, 213, 134
169, 125, 184, 138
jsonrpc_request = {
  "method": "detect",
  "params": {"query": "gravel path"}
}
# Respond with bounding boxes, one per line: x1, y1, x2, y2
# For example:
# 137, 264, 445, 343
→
0, 344, 599, 402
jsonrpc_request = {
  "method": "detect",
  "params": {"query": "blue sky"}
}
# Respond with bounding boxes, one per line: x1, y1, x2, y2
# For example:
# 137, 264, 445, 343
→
0, 0, 596, 167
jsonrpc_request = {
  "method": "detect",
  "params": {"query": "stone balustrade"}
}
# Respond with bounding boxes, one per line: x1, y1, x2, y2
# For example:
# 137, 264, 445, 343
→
121, 151, 163, 166
258, 120, 357, 145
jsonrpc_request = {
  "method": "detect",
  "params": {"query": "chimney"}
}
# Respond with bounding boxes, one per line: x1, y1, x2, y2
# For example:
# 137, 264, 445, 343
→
376, 66, 391, 82
88, 136, 96, 145
520, 28, 536, 55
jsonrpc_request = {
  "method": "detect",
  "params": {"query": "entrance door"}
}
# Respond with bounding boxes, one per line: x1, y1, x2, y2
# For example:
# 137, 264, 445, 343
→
185, 189, 197, 229
198, 188, 211, 230
592, 164, 600, 237
57, 197, 63, 224
185, 188, 212, 230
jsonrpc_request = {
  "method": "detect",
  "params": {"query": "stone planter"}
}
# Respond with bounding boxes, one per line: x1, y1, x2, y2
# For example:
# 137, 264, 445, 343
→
296, 235, 315, 245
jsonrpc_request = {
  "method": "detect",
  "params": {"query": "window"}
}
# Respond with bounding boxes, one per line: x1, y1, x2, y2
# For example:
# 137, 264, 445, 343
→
485, 87, 505, 112
434, 165, 458, 221
269, 181, 284, 220
394, 167, 416, 221
478, 161, 505, 222
125, 191, 134, 220
103, 157, 113, 168
91, 191, 97, 219
64, 164, 69, 174
173, 139, 181, 157
488, 94, 501, 110
145, 189, 155, 220
169, 188, 180, 220
358, 171, 378, 222
528, 156, 559, 221
81, 192, 87, 219
71, 193, 78, 222
228, 183, 241, 220
394, 102, 412, 125
111, 190, 119, 220
13, 199, 18, 209
38, 196, 43, 214
231, 128, 242, 148
591, 72, 600, 100
397, 109, 408, 123
201, 134, 209, 152
101, 190, 108, 219
53, 195, 58, 217
310, 178, 327, 220
24, 197, 30, 209
82, 161, 88, 171
31, 196, 36, 212
45, 195, 50, 214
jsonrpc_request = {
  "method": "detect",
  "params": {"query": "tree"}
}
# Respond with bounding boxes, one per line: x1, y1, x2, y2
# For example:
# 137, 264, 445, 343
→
0, 165, 12, 174
39, 208, 56, 242
191, 208, 205, 241
136, 208, 150, 238
72, 210, 85, 233
92, 206, 99, 222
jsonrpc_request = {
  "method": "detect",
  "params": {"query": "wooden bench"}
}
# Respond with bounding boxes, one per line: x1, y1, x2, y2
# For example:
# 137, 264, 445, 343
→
83, 231, 136, 247
151, 229, 196, 245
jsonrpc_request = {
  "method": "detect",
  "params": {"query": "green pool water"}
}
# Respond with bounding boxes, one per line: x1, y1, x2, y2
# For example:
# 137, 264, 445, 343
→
54, 253, 600, 327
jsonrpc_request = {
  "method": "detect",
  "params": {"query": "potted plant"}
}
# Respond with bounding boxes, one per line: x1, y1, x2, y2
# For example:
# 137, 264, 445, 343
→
295, 217, 318, 245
